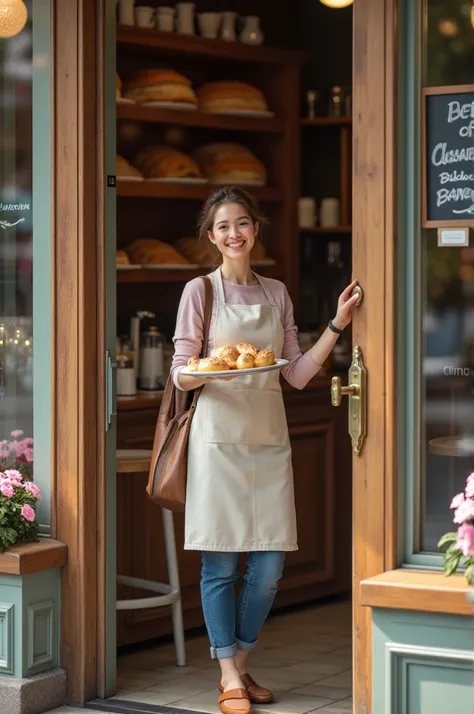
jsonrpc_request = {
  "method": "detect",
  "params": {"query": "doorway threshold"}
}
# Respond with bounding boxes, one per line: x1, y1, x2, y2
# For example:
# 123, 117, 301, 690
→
86, 700, 206, 714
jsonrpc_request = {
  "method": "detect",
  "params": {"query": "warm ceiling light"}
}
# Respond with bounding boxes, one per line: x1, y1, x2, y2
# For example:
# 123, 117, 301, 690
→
438, 18, 459, 37
0, 0, 28, 39
319, 0, 353, 7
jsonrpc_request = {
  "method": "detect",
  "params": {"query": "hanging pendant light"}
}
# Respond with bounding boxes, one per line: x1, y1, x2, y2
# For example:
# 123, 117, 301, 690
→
0, 0, 28, 39
319, 0, 353, 8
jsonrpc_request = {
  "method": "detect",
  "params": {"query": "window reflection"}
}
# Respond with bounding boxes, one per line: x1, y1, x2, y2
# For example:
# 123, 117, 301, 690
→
421, 0, 474, 551
0, 5, 34, 477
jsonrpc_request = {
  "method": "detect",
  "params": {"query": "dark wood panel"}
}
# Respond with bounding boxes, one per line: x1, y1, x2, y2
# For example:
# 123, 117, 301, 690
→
116, 384, 352, 647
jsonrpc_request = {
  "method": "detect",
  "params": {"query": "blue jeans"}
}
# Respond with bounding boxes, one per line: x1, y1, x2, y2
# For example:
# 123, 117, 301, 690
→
200, 551, 285, 660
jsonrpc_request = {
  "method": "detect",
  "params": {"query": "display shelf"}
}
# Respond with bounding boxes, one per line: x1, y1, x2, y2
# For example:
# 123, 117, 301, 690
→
116, 102, 285, 134
117, 263, 283, 284
300, 226, 352, 234
116, 180, 283, 202
300, 116, 352, 126
117, 25, 306, 66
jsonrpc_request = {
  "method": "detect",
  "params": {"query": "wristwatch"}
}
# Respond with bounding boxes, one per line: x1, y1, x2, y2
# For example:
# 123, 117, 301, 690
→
328, 319, 344, 335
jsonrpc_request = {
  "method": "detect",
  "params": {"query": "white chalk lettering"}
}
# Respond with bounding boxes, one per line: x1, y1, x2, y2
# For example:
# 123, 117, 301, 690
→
432, 142, 474, 166
439, 170, 474, 184
437, 187, 474, 207
447, 101, 472, 122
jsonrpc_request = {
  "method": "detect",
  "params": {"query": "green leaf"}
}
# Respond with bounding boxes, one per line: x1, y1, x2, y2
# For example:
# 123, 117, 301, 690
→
465, 564, 474, 586
446, 542, 460, 556
444, 551, 462, 576
437, 532, 458, 550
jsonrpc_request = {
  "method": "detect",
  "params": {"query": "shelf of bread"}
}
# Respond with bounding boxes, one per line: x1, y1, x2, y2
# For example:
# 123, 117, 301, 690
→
116, 237, 280, 283
117, 25, 306, 66
116, 102, 285, 134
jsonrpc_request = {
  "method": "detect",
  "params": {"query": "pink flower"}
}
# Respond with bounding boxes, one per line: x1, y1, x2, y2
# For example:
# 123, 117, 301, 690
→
20, 504, 35, 522
456, 523, 474, 557
466, 474, 474, 499
24, 448, 34, 463
3, 470, 22, 486
453, 498, 474, 524
10, 430, 23, 438
0, 483, 14, 498
450, 493, 465, 510
24, 481, 41, 499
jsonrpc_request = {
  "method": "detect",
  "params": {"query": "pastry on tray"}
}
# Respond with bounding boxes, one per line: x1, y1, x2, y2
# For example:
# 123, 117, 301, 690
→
134, 145, 202, 180
116, 155, 144, 179
192, 142, 267, 185
197, 81, 269, 114
236, 343, 259, 357
211, 345, 239, 369
125, 238, 190, 266
123, 68, 198, 107
116, 249, 130, 265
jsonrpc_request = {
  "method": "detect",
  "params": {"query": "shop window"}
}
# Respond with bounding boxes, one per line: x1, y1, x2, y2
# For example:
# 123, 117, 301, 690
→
398, 0, 474, 561
0, 1, 52, 532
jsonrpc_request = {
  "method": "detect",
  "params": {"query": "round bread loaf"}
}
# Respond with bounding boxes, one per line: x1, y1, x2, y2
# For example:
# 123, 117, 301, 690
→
236, 343, 259, 357
198, 81, 268, 113
123, 69, 197, 105
187, 357, 200, 372
198, 357, 228, 372
192, 143, 267, 185
254, 349, 275, 367
134, 145, 202, 179
116, 155, 143, 179
116, 249, 130, 265
126, 238, 190, 265
236, 353, 255, 370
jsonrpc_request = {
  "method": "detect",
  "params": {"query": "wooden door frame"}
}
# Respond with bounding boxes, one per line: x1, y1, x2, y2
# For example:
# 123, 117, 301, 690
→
52, 0, 105, 703
352, 0, 397, 712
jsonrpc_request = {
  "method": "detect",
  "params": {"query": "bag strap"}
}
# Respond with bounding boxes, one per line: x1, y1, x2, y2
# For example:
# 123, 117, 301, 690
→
160, 274, 214, 419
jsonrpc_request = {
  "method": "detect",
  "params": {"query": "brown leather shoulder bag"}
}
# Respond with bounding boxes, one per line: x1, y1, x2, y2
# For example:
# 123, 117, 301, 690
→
146, 275, 213, 511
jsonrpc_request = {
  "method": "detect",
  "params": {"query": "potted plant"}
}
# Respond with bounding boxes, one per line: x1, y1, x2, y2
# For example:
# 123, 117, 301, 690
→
438, 472, 474, 586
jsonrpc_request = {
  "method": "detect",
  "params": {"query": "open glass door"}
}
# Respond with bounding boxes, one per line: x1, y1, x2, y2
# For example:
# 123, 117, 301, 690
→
98, 0, 117, 698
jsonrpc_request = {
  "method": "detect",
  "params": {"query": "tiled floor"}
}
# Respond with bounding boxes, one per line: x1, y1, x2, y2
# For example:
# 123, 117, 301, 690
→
109, 600, 353, 714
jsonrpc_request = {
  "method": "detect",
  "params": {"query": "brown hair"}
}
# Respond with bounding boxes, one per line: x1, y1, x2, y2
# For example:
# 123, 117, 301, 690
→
197, 186, 268, 242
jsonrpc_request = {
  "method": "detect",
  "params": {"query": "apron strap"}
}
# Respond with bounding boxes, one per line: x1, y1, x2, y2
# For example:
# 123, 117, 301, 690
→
215, 267, 278, 310
254, 273, 278, 308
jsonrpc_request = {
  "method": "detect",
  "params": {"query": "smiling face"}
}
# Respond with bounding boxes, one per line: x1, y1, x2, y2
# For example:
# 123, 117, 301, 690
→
208, 201, 257, 263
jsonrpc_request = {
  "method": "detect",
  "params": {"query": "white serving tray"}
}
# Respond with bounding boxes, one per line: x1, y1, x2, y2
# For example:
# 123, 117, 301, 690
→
181, 358, 288, 378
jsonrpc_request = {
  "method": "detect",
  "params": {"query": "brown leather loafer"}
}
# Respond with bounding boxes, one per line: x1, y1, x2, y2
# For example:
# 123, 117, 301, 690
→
218, 688, 252, 714
218, 675, 273, 704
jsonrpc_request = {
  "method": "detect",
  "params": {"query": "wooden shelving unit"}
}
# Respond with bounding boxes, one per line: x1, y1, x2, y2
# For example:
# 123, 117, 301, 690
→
117, 25, 305, 66
116, 180, 284, 202
300, 116, 352, 127
300, 226, 352, 234
117, 263, 282, 284
117, 102, 285, 133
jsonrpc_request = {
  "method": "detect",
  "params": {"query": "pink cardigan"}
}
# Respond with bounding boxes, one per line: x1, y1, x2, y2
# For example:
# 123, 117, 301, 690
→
171, 273, 319, 390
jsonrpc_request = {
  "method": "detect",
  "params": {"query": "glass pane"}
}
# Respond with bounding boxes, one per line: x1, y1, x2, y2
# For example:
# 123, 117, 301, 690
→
0, 9, 34, 477
420, 0, 474, 552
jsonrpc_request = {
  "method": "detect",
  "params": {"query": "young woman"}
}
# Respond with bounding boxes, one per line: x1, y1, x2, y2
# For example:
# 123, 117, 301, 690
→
171, 186, 358, 714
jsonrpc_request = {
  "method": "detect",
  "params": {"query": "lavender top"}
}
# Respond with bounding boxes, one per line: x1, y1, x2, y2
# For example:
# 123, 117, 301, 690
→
171, 273, 319, 391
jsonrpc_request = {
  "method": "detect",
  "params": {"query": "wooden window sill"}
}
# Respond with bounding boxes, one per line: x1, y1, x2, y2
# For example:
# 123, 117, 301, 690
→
360, 569, 472, 617
0, 538, 67, 576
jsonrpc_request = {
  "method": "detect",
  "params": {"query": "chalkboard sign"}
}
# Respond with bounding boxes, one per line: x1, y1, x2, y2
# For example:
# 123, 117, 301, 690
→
422, 85, 474, 227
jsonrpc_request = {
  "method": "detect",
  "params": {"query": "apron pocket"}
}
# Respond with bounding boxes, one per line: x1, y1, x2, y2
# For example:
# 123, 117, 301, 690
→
205, 389, 288, 446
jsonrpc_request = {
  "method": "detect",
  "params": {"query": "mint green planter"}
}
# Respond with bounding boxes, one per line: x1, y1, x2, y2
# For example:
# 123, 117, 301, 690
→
0, 569, 60, 679
372, 608, 474, 714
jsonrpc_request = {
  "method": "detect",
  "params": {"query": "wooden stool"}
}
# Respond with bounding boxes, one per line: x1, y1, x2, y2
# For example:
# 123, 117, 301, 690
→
116, 449, 185, 667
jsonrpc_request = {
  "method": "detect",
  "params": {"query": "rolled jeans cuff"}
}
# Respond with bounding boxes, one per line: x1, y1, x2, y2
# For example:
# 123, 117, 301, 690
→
210, 643, 238, 660
236, 636, 258, 653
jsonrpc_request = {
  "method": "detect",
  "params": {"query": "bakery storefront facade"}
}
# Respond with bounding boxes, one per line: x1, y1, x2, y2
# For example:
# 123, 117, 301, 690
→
0, 1, 473, 713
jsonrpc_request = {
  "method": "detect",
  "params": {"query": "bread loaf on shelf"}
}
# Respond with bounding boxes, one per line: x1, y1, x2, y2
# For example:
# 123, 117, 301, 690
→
123, 68, 198, 106
126, 239, 190, 266
116, 249, 130, 265
116, 73, 122, 100
192, 142, 267, 185
197, 81, 269, 114
134, 145, 202, 179
116, 155, 144, 179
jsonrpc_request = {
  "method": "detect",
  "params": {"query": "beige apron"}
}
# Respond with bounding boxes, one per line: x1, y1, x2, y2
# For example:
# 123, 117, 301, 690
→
184, 268, 297, 552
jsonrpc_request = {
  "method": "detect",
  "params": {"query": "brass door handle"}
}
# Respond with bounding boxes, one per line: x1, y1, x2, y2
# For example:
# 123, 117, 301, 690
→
330, 345, 367, 455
